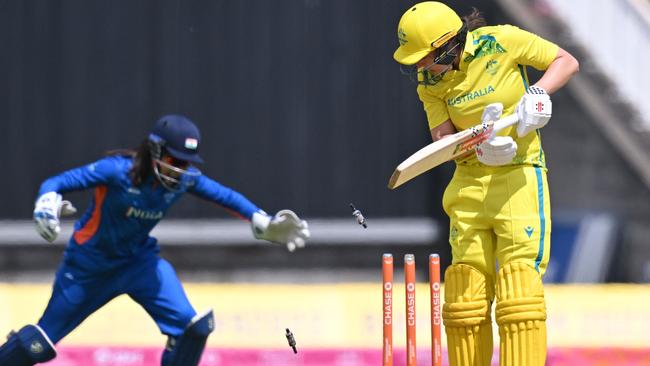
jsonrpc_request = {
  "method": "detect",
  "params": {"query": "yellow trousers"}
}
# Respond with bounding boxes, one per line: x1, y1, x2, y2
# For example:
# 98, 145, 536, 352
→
442, 164, 551, 278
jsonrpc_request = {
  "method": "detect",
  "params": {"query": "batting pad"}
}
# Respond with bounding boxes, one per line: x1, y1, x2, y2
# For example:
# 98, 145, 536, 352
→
496, 262, 547, 366
443, 264, 495, 366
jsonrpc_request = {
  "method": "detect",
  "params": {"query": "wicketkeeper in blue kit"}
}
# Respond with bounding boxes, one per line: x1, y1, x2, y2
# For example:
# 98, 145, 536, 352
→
0, 114, 310, 366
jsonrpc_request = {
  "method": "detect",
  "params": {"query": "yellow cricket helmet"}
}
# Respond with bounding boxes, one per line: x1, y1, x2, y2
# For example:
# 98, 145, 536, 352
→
393, 2, 463, 65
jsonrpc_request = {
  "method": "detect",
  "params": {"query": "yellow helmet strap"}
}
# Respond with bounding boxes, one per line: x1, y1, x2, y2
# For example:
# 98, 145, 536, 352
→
399, 62, 449, 87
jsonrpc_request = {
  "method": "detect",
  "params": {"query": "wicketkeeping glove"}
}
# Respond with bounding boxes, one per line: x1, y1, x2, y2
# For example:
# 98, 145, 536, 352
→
476, 103, 518, 166
251, 210, 310, 252
516, 85, 552, 137
34, 192, 77, 243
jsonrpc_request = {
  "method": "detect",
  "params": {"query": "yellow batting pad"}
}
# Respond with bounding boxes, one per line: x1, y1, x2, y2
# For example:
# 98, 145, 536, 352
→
496, 262, 547, 366
443, 264, 495, 366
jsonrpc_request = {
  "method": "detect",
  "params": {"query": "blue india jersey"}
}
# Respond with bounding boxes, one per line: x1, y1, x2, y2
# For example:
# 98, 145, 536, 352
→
37, 155, 260, 272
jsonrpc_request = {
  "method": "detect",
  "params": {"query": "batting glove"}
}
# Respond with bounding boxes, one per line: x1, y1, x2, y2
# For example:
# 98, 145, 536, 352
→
516, 85, 552, 137
34, 192, 77, 243
476, 103, 518, 166
476, 136, 518, 166
251, 210, 310, 252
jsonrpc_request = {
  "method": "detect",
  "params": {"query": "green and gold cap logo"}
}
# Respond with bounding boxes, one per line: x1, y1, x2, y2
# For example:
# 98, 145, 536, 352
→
398, 28, 408, 46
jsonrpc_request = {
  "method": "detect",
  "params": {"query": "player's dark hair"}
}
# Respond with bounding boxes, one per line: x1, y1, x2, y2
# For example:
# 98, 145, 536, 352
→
446, 7, 485, 69
129, 139, 153, 186
104, 139, 152, 186
462, 8, 486, 31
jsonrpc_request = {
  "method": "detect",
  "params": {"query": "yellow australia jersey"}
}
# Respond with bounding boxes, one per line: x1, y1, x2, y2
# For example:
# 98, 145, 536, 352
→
417, 25, 559, 167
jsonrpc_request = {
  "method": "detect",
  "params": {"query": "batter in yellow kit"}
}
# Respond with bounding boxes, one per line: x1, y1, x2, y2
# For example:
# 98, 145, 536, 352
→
393, 2, 580, 365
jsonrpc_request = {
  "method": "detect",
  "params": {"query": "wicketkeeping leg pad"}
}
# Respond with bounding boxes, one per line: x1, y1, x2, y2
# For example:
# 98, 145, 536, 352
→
0, 324, 56, 366
161, 309, 215, 366
495, 262, 547, 366
443, 264, 495, 366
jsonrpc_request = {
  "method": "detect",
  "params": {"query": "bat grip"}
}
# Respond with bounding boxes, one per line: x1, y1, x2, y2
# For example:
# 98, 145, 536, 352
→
492, 113, 519, 132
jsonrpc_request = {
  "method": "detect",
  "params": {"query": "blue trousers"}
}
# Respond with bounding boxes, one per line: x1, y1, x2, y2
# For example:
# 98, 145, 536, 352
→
38, 253, 197, 344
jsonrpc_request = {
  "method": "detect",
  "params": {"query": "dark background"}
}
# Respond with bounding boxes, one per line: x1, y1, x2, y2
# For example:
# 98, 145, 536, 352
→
0, 0, 510, 220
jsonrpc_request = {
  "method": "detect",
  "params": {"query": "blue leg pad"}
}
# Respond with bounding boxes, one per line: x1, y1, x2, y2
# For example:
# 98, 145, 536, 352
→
0, 325, 56, 366
161, 309, 215, 366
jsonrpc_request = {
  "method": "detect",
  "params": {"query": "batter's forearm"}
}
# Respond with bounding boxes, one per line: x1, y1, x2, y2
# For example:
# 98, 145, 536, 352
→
430, 119, 457, 142
534, 47, 579, 94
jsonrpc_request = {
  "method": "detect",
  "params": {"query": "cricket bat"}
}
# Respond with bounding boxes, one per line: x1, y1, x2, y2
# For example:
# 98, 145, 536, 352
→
387, 113, 519, 189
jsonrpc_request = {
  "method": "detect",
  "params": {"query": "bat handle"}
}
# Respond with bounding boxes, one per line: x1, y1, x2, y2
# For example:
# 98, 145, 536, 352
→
492, 113, 519, 132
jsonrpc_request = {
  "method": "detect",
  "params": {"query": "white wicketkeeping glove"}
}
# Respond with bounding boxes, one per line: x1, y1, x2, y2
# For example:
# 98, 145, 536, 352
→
516, 85, 552, 137
33, 192, 77, 243
251, 210, 310, 252
476, 103, 518, 166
